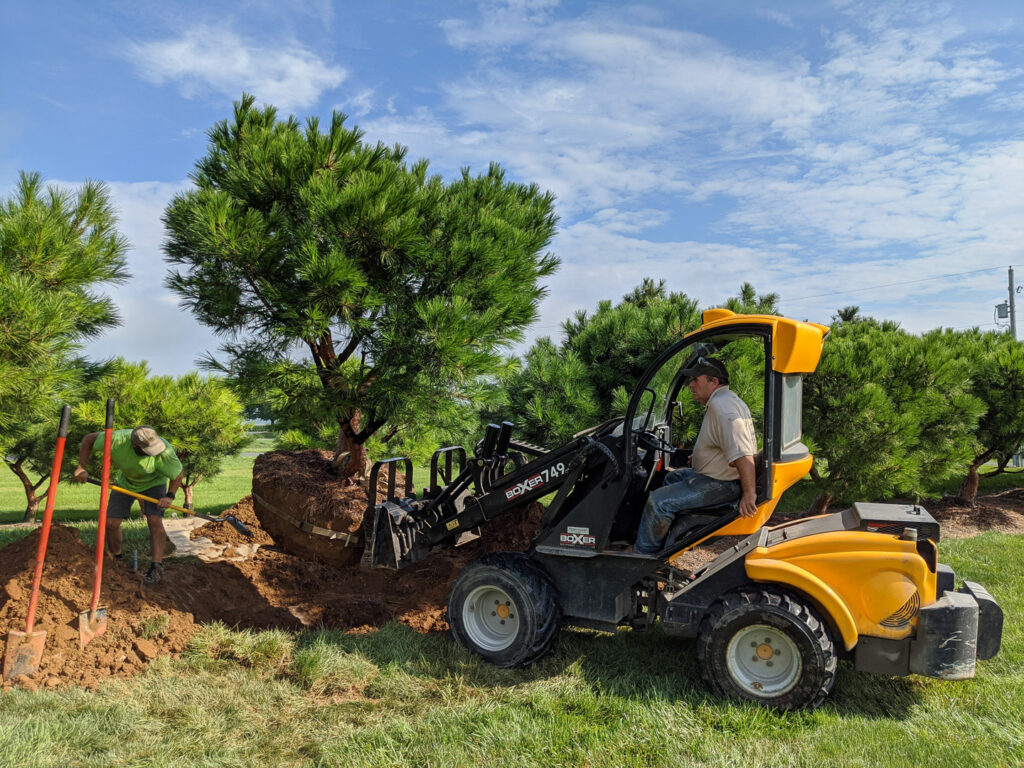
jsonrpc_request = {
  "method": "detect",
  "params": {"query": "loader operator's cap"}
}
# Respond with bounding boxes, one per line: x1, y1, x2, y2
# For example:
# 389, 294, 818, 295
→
679, 356, 729, 384
131, 426, 165, 456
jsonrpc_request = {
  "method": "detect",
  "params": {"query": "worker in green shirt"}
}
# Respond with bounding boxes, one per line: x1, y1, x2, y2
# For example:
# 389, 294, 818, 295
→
72, 426, 184, 584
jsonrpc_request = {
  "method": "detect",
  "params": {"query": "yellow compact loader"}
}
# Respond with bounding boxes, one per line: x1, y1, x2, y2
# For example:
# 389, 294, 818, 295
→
356, 309, 1003, 710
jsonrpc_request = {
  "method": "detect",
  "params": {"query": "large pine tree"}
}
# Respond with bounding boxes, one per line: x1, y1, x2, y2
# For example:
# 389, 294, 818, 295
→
163, 95, 559, 480
0, 172, 129, 519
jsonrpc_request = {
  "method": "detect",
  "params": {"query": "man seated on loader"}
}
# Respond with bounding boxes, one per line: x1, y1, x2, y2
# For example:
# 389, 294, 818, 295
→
633, 356, 758, 555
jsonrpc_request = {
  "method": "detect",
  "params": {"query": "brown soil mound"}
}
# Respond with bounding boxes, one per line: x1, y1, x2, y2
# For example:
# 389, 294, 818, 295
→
250, 450, 372, 567
233, 500, 545, 633
0, 525, 195, 690
0, 484, 544, 689
189, 495, 275, 549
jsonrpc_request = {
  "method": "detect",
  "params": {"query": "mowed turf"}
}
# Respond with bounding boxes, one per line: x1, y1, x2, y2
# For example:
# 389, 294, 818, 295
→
0, 452, 1020, 766
0, 531, 1019, 767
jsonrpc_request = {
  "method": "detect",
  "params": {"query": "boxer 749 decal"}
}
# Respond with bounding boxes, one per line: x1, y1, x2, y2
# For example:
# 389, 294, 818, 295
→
503, 462, 568, 500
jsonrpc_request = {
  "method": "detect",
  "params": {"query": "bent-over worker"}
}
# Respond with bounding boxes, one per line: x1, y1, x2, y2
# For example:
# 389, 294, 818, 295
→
73, 426, 184, 584
634, 357, 758, 555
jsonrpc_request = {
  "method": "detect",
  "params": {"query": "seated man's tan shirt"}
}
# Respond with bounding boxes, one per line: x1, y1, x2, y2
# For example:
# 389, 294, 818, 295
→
691, 386, 757, 482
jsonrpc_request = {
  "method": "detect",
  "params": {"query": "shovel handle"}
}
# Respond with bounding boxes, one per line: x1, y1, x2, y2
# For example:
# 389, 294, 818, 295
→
87, 476, 193, 516
90, 399, 115, 615
24, 404, 72, 634
85, 478, 253, 538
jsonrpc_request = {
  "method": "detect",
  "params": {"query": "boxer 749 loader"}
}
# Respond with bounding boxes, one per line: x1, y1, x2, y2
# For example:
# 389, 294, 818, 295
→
361, 309, 1003, 710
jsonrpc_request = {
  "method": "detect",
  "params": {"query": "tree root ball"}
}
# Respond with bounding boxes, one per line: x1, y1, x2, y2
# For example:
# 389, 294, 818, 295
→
251, 450, 374, 567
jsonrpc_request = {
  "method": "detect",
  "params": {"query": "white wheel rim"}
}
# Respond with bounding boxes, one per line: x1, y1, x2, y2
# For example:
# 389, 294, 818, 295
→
725, 623, 802, 697
462, 585, 521, 652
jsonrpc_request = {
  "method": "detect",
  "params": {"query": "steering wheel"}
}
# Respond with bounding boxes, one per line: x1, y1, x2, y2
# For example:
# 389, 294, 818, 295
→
635, 429, 674, 454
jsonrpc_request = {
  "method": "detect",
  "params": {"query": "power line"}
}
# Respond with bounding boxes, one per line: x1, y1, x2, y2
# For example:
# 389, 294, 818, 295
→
952, 321, 1000, 330
783, 265, 1012, 303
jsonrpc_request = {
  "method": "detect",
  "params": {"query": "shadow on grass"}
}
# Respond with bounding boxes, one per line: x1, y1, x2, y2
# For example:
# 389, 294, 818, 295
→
302, 619, 922, 719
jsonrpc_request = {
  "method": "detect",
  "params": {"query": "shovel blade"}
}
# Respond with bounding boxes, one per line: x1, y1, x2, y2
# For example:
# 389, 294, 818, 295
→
227, 516, 253, 538
3, 629, 46, 680
78, 607, 108, 649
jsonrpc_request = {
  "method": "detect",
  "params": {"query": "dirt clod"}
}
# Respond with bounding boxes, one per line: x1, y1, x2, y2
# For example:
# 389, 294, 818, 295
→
132, 639, 159, 661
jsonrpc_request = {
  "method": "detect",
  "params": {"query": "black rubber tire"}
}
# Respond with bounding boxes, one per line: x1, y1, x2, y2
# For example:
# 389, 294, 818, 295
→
697, 587, 837, 711
448, 552, 560, 668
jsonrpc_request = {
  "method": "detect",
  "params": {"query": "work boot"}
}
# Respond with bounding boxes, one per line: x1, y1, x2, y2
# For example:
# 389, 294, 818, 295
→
144, 562, 164, 584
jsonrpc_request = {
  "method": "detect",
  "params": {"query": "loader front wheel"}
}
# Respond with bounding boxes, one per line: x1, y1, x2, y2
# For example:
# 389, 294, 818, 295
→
697, 587, 837, 711
448, 553, 559, 668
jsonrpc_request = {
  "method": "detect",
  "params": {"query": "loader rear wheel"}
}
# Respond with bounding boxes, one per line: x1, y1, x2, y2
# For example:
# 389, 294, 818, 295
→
697, 587, 837, 711
448, 553, 559, 668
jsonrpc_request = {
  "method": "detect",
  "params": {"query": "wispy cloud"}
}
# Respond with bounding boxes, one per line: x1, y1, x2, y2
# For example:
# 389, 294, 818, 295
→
125, 26, 346, 111
362, 1, 1022, 333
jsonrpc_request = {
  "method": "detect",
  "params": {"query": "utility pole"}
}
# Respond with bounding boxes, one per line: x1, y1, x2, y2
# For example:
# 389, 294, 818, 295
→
1010, 266, 1017, 341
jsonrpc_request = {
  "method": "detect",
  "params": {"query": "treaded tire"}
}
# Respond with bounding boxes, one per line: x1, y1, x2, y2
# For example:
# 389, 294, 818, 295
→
697, 587, 837, 711
448, 552, 560, 668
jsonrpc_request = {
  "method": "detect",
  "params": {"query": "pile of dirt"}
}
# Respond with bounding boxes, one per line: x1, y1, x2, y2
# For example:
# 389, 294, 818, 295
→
232, 500, 545, 632
188, 495, 275, 550
0, 466, 544, 688
250, 450, 374, 567
0, 525, 196, 690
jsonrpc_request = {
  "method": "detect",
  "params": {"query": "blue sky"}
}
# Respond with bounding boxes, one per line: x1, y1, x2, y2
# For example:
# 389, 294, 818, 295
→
3, 0, 1023, 375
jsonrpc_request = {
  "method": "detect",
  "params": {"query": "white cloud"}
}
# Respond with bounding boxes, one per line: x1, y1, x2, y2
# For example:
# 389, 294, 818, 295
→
125, 26, 346, 111
408, 3, 1023, 338
57, 179, 222, 376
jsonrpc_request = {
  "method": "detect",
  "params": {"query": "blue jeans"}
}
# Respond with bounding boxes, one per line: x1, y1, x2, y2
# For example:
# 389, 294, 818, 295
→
634, 468, 741, 555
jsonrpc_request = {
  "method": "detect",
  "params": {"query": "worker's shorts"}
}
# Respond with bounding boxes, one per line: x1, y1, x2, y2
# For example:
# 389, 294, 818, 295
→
107, 482, 167, 519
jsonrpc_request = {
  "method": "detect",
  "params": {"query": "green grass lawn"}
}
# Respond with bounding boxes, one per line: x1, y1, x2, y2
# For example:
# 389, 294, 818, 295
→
0, 451, 1021, 766
0, 531, 1019, 767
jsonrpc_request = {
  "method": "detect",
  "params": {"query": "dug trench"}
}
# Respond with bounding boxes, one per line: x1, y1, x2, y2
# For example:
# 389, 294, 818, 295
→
2, 448, 1022, 690
0, 449, 544, 690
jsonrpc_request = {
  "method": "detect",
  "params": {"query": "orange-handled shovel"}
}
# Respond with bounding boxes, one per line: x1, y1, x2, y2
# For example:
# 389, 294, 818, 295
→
79, 399, 114, 648
3, 404, 72, 680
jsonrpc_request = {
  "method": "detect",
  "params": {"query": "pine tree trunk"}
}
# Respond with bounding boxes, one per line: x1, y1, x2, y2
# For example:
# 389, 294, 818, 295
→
807, 492, 833, 515
7, 460, 44, 522
183, 484, 195, 510
332, 410, 368, 482
956, 451, 994, 506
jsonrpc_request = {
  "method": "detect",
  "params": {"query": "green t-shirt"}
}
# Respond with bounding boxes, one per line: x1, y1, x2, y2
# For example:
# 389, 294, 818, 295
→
97, 429, 183, 492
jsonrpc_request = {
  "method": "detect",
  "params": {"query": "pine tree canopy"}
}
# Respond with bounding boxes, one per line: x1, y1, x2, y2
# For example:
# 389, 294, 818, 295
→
488, 280, 774, 447
0, 172, 130, 518
163, 95, 559, 475
803, 319, 985, 508
0, 172, 128, 439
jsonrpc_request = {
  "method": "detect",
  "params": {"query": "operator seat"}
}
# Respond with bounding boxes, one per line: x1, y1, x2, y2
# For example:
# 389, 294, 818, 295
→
659, 452, 764, 552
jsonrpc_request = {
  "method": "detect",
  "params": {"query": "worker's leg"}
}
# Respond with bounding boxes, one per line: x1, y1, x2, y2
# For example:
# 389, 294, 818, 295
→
106, 517, 124, 557
145, 514, 167, 564
138, 483, 168, 564
634, 470, 740, 555
105, 487, 135, 556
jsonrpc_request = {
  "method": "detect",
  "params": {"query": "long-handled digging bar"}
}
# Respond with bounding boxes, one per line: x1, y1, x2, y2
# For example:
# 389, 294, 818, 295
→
84, 478, 253, 538
79, 399, 115, 648
3, 405, 72, 680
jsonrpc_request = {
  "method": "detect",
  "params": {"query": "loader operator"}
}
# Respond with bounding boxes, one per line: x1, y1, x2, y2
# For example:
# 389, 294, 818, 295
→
72, 426, 184, 584
633, 357, 757, 555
